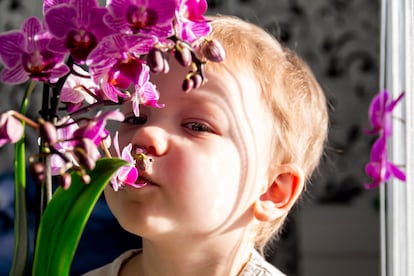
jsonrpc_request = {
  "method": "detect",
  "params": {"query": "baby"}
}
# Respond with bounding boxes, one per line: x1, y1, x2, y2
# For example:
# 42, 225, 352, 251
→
85, 15, 328, 276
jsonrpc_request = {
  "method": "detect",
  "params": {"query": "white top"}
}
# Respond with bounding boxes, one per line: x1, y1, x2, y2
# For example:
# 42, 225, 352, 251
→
83, 249, 286, 276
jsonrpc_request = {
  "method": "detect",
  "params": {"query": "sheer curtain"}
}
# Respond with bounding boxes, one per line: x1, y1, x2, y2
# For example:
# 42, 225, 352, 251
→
381, 0, 414, 275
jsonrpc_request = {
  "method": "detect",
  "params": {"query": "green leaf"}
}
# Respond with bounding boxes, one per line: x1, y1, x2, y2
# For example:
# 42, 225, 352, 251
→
32, 158, 127, 276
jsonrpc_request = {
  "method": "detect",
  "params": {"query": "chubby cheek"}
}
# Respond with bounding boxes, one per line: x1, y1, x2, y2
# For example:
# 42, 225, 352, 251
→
169, 143, 247, 225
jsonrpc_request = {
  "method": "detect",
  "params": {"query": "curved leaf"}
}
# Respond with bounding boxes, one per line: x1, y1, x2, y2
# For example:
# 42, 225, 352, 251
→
32, 158, 127, 276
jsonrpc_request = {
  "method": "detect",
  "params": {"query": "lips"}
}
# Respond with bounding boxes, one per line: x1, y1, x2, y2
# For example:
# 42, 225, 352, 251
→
130, 174, 156, 189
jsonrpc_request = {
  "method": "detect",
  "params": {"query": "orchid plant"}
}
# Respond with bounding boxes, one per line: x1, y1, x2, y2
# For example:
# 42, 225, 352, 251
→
365, 90, 406, 189
0, 0, 224, 275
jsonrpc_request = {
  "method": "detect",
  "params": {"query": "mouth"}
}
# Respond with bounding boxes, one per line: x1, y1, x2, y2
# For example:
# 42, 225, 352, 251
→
130, 174, 157, 189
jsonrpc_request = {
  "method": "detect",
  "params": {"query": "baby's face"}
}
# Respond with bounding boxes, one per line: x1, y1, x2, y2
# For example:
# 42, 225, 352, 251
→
104, 59, 275, 241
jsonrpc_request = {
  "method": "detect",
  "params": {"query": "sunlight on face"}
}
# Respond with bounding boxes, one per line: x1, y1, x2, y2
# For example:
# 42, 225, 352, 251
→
104, 59, 274, 241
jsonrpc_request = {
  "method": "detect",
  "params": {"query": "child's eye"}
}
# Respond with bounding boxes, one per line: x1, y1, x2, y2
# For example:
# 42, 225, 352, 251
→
183, 122, 212, 132
123, 115, 147, 125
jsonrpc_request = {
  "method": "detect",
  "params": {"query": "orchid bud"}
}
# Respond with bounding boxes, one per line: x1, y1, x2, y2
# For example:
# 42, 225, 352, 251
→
60, 173, 72, 190
39, 120, 58, 146
30, 161, 46, 184
175, 41, 193, 67
147, 48, 169, 74
191, 73, 203, 89
200, 39, 225, 63
182, 77, 194, 93
74, 138, 98, 170
81, 173, 91, 184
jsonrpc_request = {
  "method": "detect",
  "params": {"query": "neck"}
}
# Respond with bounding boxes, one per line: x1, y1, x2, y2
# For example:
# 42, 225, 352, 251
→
121, 230, 254, 276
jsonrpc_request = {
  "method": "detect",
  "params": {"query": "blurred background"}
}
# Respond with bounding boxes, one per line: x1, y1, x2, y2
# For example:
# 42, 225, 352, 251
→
0, 0, 380, 275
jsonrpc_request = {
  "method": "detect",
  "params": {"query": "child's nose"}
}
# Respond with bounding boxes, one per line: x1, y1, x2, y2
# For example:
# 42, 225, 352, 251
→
131, 125, 169, 157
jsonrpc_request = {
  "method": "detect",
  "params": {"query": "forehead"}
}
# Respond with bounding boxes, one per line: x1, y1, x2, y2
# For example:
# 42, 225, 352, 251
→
150, 59, 264, 110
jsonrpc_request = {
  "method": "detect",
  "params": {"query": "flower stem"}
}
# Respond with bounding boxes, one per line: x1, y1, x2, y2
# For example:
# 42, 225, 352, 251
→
9, 110, 39, 129
10, 80, 37, 276
35, 84, 54, 238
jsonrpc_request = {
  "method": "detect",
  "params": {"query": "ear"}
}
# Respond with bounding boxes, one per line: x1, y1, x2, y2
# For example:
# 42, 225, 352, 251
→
253, 164, 304, 222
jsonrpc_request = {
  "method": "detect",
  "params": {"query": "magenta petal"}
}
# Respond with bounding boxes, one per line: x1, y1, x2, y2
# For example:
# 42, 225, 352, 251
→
149, 0, 177, 25
368, 91, 388, 131
87, 8, 114, 37
365, 162, 381, 180
106, 0, 127, 17
119, 167, 139, 186
126, 34, 157, 55
183, 0, 208, 20
48, 64, 71, 83
388, 162, 406, 181
0, 31, 25, 68
43, 0, 70, 13
72, 0, 100, 26
181, 21, 211, 43
0, 65, 29, 84
101, 81, 122, 102
387, 91, 405, 112
364, 180, 381, 189
189, 20, 211, 38
45, 5, 77, 38
22, 17, 44, 52
140, 82, 162, 104
370, 136, 386, 162
364, 163, 385, 189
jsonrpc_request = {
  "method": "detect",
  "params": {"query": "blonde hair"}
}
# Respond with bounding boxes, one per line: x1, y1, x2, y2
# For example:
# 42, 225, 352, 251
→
207, 15, 329, 252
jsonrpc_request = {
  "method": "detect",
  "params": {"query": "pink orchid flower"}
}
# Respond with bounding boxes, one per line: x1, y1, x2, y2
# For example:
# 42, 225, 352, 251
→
365, 90, 406, 188
87, 32, 156, 103
110, 132, 138, 191
44, 0, 114, 63
43, 0, 70, 13
73, 109, 125, 146
175, 0, 211, 44
367, 90, 405, 137
50, 117, 79, 175
131, 63, 164, 116
60, 65, 98, 112
365, 135, 406, 189
0, 17, 69, 84
104, 0, 176, 37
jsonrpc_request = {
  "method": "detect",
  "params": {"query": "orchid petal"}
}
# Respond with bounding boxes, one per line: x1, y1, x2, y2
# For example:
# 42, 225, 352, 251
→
388, 162, 406, 181
48, 64, 71, 83
0, 65, 30, 84
72, 0, 100, 26
0, 113, 24, 147
43, 0, 70, 13
0, 31, 25, 68
45, 5, 77, 38
22, 17, 44, 53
